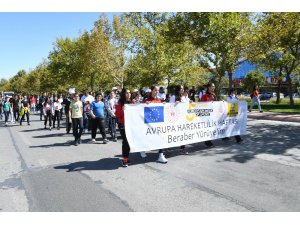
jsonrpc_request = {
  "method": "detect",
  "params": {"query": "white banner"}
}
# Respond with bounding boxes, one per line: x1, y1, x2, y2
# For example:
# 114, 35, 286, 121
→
124, 101, 247, 152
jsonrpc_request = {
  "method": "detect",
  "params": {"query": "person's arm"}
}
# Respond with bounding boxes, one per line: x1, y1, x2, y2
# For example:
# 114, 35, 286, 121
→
69, 104, 72, 122
89, 102, 96, 118
43, 105, 47, 116
80, 102, 83, 116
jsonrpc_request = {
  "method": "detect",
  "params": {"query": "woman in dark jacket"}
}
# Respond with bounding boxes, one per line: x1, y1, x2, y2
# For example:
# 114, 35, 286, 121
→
115, 88, 133, 167
200, 82, 216, 147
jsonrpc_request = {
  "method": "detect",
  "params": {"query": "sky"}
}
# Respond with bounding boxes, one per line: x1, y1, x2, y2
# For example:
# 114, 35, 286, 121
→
0, 12, 119, 80
0, 1, 297, 81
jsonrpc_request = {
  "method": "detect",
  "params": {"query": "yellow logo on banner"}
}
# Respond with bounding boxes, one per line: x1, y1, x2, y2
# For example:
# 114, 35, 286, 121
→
186, 103, 197, 122
227, 103, 238, 117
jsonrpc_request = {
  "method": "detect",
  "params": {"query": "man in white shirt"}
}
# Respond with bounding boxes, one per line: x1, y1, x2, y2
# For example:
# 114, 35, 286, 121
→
81, 90, 95, 133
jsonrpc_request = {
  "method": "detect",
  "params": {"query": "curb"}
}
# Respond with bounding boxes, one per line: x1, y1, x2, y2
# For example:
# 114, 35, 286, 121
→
248, 112, 300, 123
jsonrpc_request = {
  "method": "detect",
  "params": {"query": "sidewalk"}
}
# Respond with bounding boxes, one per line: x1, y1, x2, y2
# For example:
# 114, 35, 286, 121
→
247, 111, 300, 123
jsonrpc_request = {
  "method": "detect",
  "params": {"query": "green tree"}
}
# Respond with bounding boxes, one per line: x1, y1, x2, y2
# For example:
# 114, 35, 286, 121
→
125, 12, 204, 90
167, 12, 253, 96
48, 37, 82, 92
242, 70, 266, 93
79, 14, 116, 92
248, 12, 300, 107
9, 70, 27, 94
0, 78, 10, 92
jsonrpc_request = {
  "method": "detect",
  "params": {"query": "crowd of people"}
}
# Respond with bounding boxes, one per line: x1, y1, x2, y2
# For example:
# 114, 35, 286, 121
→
0, 83, 258, 167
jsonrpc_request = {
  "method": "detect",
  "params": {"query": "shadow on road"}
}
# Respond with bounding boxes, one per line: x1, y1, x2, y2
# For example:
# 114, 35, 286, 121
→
20, 128, 47, 132
54, 158, 121, 171
32, 133, 70, 138
29, 141, 74, 148
187, 122, 300, 164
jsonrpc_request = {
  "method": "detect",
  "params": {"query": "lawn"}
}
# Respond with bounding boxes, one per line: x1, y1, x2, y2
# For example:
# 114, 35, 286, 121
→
239, 97, 300, 114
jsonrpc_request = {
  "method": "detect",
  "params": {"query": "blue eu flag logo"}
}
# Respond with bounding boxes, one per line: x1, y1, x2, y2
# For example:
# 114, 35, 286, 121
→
144, 106, 164, 123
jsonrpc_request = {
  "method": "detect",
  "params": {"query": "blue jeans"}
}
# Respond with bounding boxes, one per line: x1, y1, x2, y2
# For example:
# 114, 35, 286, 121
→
72, 117, 83, 140
4, 111, 10, 123
250, 97, 262, 111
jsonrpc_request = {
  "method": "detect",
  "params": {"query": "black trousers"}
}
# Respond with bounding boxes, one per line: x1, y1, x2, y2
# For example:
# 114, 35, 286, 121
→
44, 110, 52, 127
65, 114, 72, 133
20, 112, 30, 125
91, 117, 106, 140
4, 111, 9, 123
13, 108, 20, 121
72, 117, 83, 140
53, 110, 60, 128
234, 135, 242, 142
40, 106, 44, 120
118, 123, 130, 158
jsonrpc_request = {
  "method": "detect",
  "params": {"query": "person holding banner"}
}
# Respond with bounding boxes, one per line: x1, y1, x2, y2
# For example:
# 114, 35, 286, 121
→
200, 82, 216, 148
115, 88, 133, 167
226, 88, 243, 143
141, 85, 168, 163
170, 84, 190, 155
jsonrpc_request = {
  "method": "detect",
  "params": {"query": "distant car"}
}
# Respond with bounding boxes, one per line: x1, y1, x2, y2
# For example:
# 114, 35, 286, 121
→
2, 91, 14, 99
240, 92, 250, 97
259, 92, 271, 100
269, 92, 284, 98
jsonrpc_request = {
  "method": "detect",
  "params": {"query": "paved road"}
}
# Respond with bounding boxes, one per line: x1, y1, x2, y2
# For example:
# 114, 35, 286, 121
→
0, 114, 299, 211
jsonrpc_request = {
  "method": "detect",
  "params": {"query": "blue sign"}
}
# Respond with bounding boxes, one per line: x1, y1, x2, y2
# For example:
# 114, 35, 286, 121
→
144, 106, 164, 123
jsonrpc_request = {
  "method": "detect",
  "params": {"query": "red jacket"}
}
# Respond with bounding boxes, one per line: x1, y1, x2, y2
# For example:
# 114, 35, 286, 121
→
252, 90, 259, 98
115, 100, 133, 125
143, 96, 161, 103
200, 93, 217, 102
115, 103, 124, 125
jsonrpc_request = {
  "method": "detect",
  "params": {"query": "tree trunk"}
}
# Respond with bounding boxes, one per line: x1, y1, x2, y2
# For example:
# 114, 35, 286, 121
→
276, 67, 283, 104
215, 74, 224, 100
276, 80, 281, 104
286, 73, 294, 108
228, 71, 233, 92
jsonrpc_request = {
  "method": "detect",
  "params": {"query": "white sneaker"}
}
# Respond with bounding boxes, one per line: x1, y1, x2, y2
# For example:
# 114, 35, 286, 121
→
91, 139, 96, 143
140, 151, 147, 158
157, 153, 168, 163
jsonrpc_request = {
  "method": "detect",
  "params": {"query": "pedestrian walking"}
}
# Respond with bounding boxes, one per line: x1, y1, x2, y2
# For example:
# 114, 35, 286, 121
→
3, 96, 10, 125
89, 93, 108, 144
200, 82, 217, 148
106, 91, 118, 142
69, 93, 84, 146
226, 88, 243, 143
62, 93, 72, 134
115, 88, 133, 167
170, 84, 190, 154
19, 100, 30, 126
81, 90, 94, 133
43, 97, 53, 130
141, 85, 168, 163
249, 85, 263, 113
52, 95, 62, 130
